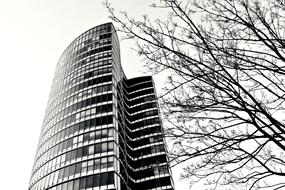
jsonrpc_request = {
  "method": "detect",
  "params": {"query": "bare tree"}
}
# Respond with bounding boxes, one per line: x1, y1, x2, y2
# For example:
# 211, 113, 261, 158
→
106, 0, 285, 189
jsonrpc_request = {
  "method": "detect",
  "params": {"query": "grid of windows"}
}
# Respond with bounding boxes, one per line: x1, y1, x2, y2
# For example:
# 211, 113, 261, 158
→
122, 76, 174, 189
29, 23, 119, 190
38, 93, 113, 150
29, 23, 174, 190
33, 172, 115, 190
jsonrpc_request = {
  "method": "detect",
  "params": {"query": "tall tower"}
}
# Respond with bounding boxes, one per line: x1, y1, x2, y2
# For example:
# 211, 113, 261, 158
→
29, 23, 174, 190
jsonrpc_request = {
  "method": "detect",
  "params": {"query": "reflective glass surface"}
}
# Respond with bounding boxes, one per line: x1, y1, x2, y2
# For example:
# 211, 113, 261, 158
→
29, 23, 174, 190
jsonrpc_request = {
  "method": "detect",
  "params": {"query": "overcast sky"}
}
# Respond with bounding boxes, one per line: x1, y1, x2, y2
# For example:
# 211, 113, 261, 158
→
0, 0, 192, 189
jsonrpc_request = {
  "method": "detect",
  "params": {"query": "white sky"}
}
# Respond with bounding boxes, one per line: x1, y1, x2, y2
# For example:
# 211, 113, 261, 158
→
0, 0, 194, 189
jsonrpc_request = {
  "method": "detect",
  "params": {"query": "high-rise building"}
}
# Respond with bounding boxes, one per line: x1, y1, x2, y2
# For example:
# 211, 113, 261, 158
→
29, 23, 174, 190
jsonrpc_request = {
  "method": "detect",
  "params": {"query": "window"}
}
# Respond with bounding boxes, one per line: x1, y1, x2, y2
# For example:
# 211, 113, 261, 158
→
87, 160, 93, 172
108, 142, 113, 151
81, 161, 87, 174
53, 170, 59, 184
94, 159, 100, 170
74, 179, 80, 190
83, 133, 89, 143
90, 131, 95, 141
91, 107, 96, 115
101, 157, 107, 169
102, 129, 108, 138
79, 177, 86, 190
71, 150, 76, 161
85, 109, 90, 118
69, 164, 75, 177
95, 130, 101, 139
107, 172, 114, 185
73, 136, 78, 145
88, 145, 94, 155
75, 113, 80, 120
94, 174, 100, 187
108, 129, 113, 137
56, 184, 62, 190
154, 166, 168, 176
100, 172, 108, 186
78, 135, 83, 143
102, 142, 107, 152
62, 182, 67, 190
86, 175, 93, 188
75, 163, 81, 175
67, 181, 73, 190
108, 157, 114, 168
63, 167, 69, 178
58, 168, 64, 181
76, 148, 82, 159
80, 111, 86, 118
95, 144, 102, 154
82, 146, 88, 157
149, 135, 162, 143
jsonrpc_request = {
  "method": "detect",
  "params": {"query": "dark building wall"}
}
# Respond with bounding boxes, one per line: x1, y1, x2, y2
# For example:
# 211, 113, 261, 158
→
123, 76, 174, 190
29, 23, 174, 190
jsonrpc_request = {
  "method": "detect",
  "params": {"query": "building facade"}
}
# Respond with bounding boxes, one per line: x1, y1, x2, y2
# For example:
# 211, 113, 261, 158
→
29, 23, 174, 190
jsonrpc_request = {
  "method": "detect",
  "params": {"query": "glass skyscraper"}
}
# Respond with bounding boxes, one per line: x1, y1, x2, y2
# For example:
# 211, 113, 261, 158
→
29, 23, 174, 190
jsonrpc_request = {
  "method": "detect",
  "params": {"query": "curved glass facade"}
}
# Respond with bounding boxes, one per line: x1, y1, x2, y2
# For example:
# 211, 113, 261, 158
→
29, 23, 174, 190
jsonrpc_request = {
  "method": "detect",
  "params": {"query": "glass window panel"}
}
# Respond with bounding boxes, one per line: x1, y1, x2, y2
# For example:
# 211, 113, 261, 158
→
79, 177, 86, 190
88, 145, 94, 155
102, 129, 108, 138
91, 107, 96, 115
62, 182, 67, 190
75, 113, 80, 120
80, 111, 86, 118
53, 170, 59, 184
102, 143, 107, 152
83, 133, 89, 142
107, 84, 112, 91
101, 157, 107, 169
102, 85, 108, 92
66, 152, 71, 162
75, 163, 81, 175
108, 129, 113, 137
81, 161, 87, 173
90, 131, 95, 141
154, 167, 159, 176
96, 106, 102, 113
96, 86, 102, 93
94, 159, 100, 170
86, 175, 93, 188
107, 172, 114, 185
78, 135, 83, 143
73, 136, 78, 145
95, 144, 102, 154
56, 184, 62, 190
94, 174, 100, 187
87, 89, 92, 96
87, 160, 93, 172
74, 179, 80, 190
85, 109, 91, 117
58, 168, 64, 181
71, 150, 77, 161
76, 148, 82, 159
100, 173, 108, 186
63, 167, 69, 178
108, 142, 113, 151
108, 157, 114, 168
82, 146, 88, 157
67, 181, 73, 190
69, 164, 75, 177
